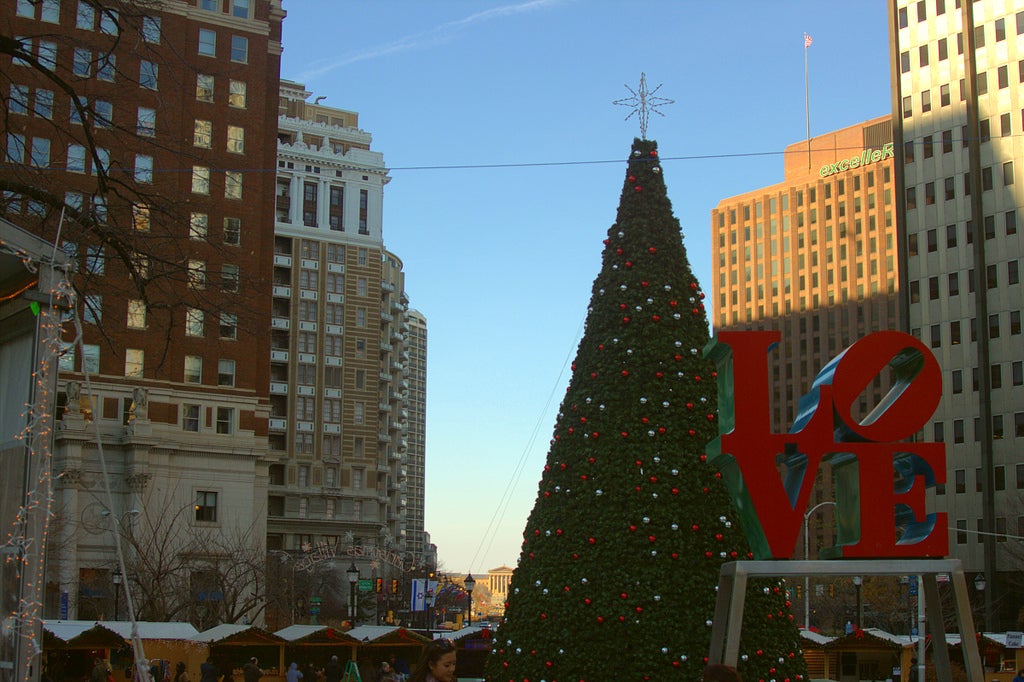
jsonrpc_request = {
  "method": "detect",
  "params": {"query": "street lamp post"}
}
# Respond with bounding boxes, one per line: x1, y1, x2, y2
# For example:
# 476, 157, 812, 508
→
347, 562, 360, 625
112, 569, 122, 621
464, 573, 476, 627
802, 500, 837, 630
852, 575, 863, 628
425, 590, 435, 636
974, 573, 986, 632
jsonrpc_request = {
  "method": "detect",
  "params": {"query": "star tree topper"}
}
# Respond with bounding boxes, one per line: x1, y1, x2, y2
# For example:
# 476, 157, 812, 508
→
613, 72, 674, 139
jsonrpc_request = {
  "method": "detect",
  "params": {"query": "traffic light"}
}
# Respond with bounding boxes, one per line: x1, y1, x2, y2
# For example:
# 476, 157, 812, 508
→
391, 579, 399, 594
375, 578, 383, 593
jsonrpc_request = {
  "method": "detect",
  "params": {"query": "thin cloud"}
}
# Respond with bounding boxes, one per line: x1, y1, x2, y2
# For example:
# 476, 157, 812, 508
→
297, 0, 563, 82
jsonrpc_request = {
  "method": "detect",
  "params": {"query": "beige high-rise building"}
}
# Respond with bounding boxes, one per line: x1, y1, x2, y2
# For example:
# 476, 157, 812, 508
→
266, 82, 426, 625
890, 0, 1024, 629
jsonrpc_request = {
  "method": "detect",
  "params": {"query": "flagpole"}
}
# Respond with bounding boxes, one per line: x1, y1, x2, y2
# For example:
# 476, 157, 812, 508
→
804, 33, 811, 169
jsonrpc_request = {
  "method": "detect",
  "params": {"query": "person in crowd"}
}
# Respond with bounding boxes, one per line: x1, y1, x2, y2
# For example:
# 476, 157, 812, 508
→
242, 657, 262, 682
1012, 669, 1024, 682
323, 656, 342, 682
375, 660, 395, 682
703, 664, 742, 682
173, 662, 190, 682
408, 639, 457, 682
285, 662, 303, 682
90, 658, 110, 682
199, 658, 219, 682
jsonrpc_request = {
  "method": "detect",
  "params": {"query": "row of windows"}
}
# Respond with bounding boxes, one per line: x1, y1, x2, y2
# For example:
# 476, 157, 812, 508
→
905, 118, 1023, 170
910, 214, 1018, 256
949, 463, 1024, 493
906, 162, 1015, 209
908, 259, 1021, 304
189, 213, 243, 245
199, 0, 252, 20
933, 411, 1024, 445
926, 311, 1024, 352
183, 405, 236, 436
718, 170, 891, 228
898, 9, 1024, 59
194, 119, 246, 154
898, 0, 961, 27
60, 345, 237, 387
191, 166, 244, 199
953, 517, 1021, 545
197, 28, 250, 63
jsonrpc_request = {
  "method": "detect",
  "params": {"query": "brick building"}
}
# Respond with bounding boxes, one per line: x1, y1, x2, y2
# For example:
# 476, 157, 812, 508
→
1, 0, 284, 623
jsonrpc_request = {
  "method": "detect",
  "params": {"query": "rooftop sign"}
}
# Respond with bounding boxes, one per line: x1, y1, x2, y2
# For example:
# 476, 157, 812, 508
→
819, 142, 894, 178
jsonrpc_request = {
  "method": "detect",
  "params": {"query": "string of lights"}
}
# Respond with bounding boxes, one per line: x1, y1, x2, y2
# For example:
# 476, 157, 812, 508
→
0, 235, 73, 682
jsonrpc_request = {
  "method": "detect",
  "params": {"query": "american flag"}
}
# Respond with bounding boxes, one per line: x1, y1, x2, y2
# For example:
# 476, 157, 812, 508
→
804, 33, 813, 48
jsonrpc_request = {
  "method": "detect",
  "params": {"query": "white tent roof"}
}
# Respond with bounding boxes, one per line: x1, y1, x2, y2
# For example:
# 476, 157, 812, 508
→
193, 624, 275, 643
274, 624, 329, 641
97, 621, 200, 640
44, 621, 107, 642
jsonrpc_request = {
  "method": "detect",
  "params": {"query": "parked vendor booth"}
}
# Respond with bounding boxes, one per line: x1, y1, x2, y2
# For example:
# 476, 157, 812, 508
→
349, 626, 430, 679
194, 625, 286, 680
275, 624, 360, 675
43, 621, 126, 681
99, 621, 202, 679
822, 628, 909, 682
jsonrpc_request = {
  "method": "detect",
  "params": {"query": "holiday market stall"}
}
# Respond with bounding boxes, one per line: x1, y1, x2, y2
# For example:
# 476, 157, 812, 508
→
193, 625, 286, 679
274, 624, 360, 674
100, 621, 202, 679
43, 621, 127, 681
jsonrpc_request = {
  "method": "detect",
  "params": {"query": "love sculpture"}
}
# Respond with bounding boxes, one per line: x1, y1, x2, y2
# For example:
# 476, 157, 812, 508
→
705, 330, 947, 560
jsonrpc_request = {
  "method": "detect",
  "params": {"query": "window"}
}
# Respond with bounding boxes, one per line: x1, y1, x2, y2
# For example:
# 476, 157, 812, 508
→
96, 53, 114, 82
185, 308, 204, 336
99, 8, 117, 34
906, 187, 916, 210
1010, 261, 1020, 285
938, 38, 948, 62
184, 355, 202, 383
65, 142, 85, 171
30, 137, 49, 168
6, 133, 26, 164
91, 99, 112, 128
84, 294, 101, 324
82, 344, 99, 373
188, 260, 206, 289
73, 49, 92, 77
200, 0, 218, 9
354, 402, 364, 424
950, 321, 961, 345
1005, 161, 1015, 185
1008, 211, 1018, 235
189, 212, 208, 240
219, 313, 237, 340
191, 166, 210, 195
997, 17, 1006, 41
139, 61, 158, 90
230, 35, 248, 63
229, 78, 246, 107
232, 0, 250, 18
124, 349, 144, 378
224, 217, 241, 245
142, 16, 160, 43
194, 120, 212, 148
948, 273, 959, 296
945, 177, 955, 201
198, 28, 216, 56
196, 74, 214, 102
137, 107, 156, 136
218, 359, 235, 386
902, 96, 913, 119
38, 40, 57, 69
84, 246, 105, 275
9, 85, 29, 115
1000, 65, 1010, 89
134, 155, 153, 183
919, 45, 929, 68
127, 300, 146, 329
182, 403, 201, 432
195, 491, 218, 522
227, 125, 244, 154
225, 171, 242, 199
1016, 362, 1024, 386
221, 264, 239, 292
901, 51, 911, 73
956, 519, 967, 544
921, 90, 931, 113
955, 469, 966, 494
983, 166, 993, 191
77, 1, 95, 28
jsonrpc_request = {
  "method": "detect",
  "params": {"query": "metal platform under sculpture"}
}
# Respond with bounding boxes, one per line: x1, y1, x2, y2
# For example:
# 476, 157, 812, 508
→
707, 559, 983, 682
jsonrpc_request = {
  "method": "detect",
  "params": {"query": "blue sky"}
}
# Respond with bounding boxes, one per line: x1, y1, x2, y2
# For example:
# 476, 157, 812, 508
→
280, 0, 893, 574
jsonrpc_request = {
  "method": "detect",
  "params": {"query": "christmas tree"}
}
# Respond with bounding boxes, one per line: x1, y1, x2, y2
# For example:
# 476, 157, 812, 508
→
484, 138, 808, 682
